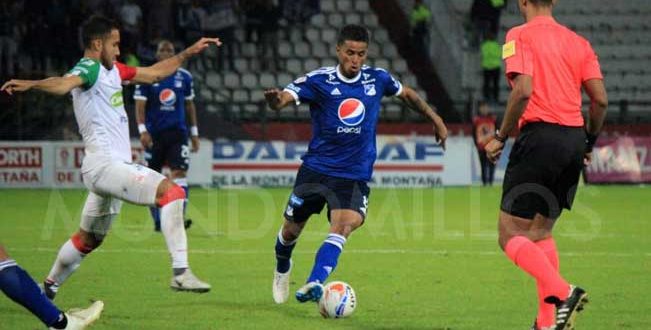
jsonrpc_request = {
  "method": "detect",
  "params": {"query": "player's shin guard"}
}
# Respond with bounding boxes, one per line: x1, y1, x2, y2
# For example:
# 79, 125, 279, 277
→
160, 185, 189, 271
504, 236, 569, 302
307, 233, 346, 284
46, 233, 94, 294
0, 260, 65, 327
275, 228, 297, 273
173, 178, 189, 217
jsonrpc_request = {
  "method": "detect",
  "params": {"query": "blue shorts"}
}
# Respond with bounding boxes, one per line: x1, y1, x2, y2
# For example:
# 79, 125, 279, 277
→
145, 128, 189, 172
284, 165, 370, 222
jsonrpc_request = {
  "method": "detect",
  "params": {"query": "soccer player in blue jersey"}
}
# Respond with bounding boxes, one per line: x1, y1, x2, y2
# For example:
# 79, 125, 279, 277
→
264, 24, 448, 304
0, 244, 103, 329
135, 40, 199, 232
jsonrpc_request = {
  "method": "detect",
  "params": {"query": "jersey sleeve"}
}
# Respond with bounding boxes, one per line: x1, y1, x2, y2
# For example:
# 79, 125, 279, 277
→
184, 72, 195, 101
283, 75, 318, 105
133, 84, 148, 100
114, 62, 137, 82
66, 58, 100, 90
581, 40, 603, 81
377, 69, 403, 97
503, 28, 534, 80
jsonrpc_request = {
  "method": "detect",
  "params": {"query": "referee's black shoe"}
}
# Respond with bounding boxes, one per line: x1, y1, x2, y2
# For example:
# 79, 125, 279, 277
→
184, 219, 193, 229
545, 285, 588, 330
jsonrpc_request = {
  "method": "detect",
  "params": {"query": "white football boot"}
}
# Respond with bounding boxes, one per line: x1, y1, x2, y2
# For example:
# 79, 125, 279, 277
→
50, 300, 104, 330
272, 260, 292, 303
170, 269, 211, 293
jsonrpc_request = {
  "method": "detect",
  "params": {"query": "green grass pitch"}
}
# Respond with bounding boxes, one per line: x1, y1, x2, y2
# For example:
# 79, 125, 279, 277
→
0, 186, 650, 329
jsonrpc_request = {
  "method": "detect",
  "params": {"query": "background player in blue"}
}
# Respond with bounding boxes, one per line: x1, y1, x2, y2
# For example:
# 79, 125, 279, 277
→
0, 244, 103, 329
135, 40, 199, 232
264, 24, 448, 304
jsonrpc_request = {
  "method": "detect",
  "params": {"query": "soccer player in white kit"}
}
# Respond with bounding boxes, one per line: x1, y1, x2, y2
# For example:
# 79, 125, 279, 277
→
1, 15, 219, 297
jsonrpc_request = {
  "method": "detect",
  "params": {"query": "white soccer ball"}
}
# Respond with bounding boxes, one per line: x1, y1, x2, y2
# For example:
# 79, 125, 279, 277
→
318, 281, 357, 318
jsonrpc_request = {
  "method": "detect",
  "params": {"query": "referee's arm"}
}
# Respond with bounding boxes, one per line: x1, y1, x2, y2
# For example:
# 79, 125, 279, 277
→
485, 74, 532, 162
582, 79, 608, 137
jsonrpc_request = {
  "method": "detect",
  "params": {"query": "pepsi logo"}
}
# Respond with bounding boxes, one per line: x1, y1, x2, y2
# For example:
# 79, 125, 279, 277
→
159, 89, 177, 106
337, 98, 365, 126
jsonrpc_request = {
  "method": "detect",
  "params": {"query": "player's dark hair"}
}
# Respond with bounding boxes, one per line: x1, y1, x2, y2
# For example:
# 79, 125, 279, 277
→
337, 24, 370, 46
529, 0, 554, 7
81, 15, 119, 49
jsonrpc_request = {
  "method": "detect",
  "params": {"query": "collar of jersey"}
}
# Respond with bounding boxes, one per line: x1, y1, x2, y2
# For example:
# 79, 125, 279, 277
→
336, 65, 361, 83
528, 15, 556, 26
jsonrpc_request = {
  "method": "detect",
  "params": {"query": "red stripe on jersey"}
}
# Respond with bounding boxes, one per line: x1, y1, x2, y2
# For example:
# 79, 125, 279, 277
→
114, 62, 137, 81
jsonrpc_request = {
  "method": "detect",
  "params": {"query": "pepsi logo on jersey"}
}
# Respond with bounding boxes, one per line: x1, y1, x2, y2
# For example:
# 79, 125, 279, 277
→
159, 89, 177, 107
337, 98, 365, 134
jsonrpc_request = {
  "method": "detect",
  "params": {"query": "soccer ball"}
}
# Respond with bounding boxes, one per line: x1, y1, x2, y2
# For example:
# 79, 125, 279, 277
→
318, 281, 357, 318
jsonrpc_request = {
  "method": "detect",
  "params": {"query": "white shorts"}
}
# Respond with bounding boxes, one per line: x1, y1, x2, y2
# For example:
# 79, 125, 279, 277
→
81, 155, 166, 206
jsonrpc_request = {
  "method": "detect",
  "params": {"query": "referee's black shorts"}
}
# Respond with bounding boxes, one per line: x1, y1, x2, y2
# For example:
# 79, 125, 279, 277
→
500, 122, 586, 220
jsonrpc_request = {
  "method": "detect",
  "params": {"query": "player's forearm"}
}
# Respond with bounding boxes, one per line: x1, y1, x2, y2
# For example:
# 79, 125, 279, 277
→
33, 77, 76, 95
402, 88, 442, 125
135, 103, 146, 125
145, 51, 191, 84
186, 102, 198, 127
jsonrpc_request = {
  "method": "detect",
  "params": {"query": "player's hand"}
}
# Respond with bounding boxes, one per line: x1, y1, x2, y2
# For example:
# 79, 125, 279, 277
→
184, 37, 222, 57
140, 132, 152, 149
1, 79, 36, 95
583, 152, 593, 166
264, 88, 282, 110
190, 136, 200, 152
485, 139, 504, 163
433, 123, 448, 151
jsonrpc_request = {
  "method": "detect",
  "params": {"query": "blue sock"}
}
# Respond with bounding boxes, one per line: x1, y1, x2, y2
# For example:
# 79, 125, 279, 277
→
149, 207, 161, 231
174, 178, 189, 218
0, 260, 63, 327
307, 233, 346, 284
275, 230, 296, 273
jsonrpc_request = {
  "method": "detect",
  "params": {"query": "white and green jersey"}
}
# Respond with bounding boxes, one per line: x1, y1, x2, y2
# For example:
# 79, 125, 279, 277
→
67, 58, 137, 162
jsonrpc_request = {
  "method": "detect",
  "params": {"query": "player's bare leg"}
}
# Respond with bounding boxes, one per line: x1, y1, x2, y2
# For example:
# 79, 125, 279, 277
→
499, 212, 587, 330
296, 210, 363, 303
273, 219, 306, 303
156, 178, 210, 293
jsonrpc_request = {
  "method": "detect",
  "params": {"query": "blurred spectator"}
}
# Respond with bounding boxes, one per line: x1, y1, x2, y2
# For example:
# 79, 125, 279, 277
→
470, 0, 506, 47
0, 0, 20, 78
472, 101, 497, 186
24, 11, 48, 75
203, 0, 238, 71
410, 0, 431, 57
46, 0, 68, 71
280, 0, 319, 43
480, 32, 501, 102
120, 0, 143, 50
242, 0, 264, 43
257, 0, 282, 72
176, 0, 205, 70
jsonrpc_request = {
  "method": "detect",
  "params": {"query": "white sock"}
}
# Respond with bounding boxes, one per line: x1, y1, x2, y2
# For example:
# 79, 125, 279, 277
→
160, 199, 189, 269
46, 239, 86, 286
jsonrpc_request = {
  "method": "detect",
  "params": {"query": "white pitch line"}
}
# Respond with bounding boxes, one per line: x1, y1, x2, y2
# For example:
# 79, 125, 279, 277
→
7, 247, 651, 258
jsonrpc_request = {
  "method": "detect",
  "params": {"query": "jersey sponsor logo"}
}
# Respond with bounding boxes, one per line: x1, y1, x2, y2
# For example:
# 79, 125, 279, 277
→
110, 91, 124, 107
331, 88, 341, 95
337, 98, 365, 126
159, 88, 177, 106
502, 40, 516, 59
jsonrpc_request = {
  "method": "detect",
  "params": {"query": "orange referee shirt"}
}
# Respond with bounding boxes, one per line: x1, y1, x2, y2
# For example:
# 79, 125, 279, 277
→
503, 16, 603, 128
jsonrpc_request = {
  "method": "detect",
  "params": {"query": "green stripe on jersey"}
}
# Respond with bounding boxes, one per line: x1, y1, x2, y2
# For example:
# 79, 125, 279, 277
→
68, 58, 100, 89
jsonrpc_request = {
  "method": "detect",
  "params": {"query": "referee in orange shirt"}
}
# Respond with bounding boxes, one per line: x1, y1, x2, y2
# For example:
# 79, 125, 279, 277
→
484, 1, 607, 329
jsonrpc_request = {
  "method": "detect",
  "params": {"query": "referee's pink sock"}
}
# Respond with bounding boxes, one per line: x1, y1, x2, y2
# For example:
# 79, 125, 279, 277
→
504, 236, 569, 302
535, 237, 560, 328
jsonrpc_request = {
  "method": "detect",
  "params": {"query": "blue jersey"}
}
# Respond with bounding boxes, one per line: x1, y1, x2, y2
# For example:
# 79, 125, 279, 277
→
284, 65, 403, 181
134, 68, 195, 135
